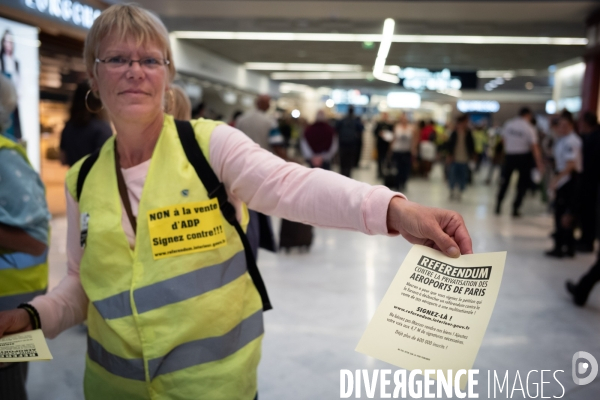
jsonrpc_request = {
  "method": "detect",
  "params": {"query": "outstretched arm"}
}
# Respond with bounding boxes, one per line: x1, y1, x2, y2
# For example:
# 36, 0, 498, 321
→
211, 124, 473, 255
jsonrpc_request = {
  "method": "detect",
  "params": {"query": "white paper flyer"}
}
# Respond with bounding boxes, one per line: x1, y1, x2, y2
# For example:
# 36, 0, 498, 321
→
356, 245, 506, 388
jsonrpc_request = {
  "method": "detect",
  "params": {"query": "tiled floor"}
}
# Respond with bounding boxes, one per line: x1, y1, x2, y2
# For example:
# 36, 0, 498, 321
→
27, 163, 600, 399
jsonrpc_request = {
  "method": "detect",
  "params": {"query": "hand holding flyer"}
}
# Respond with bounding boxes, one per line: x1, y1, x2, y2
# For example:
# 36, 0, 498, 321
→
356, 245, 506, 389
0, 329, 53, 362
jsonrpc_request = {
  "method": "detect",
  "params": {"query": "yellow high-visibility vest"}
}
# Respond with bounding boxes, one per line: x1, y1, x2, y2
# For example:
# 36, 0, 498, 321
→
66, 115, 262, 400
0, 136, 48, 311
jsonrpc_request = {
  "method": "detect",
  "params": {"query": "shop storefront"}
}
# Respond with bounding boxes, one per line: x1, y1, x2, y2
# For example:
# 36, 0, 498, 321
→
0, 0, 105, 214
551, 59, 585, 116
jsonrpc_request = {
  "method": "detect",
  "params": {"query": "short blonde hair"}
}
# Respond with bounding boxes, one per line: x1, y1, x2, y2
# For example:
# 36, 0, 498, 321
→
169, 85, 192, 120
84, 4, 175, 82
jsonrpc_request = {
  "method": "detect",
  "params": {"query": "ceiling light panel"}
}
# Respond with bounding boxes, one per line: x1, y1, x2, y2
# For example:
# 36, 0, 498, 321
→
377, 19, 395, 58
373, 19, 399, 84
271, 72, 371, 80
173, 31, 381, 42
172, 31, 587, 46
245, 63, 362, 71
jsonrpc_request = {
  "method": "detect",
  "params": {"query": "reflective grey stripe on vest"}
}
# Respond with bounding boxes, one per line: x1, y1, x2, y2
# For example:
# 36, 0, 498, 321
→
92, 251, 246, 320
148, 309, 263, 379
135, 251, 247, 314
88, 310, 263, 381
0, 289, 46, 312
91, 289, 132, 320
87, 336, 146, 381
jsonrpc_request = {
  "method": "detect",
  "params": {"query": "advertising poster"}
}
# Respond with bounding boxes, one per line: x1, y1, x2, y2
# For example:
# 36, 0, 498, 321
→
0, 17, 40, 171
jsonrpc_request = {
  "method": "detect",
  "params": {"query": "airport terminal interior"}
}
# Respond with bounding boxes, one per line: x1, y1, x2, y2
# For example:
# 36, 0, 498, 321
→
1, 0, 600, 399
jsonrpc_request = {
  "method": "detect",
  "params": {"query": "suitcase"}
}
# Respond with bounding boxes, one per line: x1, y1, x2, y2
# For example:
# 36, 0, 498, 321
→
383, 172, 396, 189
279, 219, 313, 253
382, 154, 398, 189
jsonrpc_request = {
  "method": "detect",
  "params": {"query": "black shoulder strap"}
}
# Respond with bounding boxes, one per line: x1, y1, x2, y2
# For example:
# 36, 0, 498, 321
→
174, 119, 272, 311
76, 148, 101, 201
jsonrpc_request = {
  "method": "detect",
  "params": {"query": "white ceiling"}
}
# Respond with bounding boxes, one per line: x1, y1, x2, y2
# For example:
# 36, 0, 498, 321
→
111, 1, 597, 24
110, 0, 598, 89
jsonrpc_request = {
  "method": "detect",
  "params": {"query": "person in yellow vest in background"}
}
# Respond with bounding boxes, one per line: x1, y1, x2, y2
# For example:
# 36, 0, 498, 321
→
0, 5, 472, 400
0, 74, 50, 400
472, 122, 489, 172
434, 120, 447, 149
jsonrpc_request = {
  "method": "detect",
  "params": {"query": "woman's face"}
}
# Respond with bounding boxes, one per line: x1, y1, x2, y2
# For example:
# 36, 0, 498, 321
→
3, 34, 14, 55
91, 33, 169, 124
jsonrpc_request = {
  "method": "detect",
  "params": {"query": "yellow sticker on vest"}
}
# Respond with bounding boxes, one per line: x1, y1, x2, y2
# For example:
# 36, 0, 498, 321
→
147, 199, 227, 260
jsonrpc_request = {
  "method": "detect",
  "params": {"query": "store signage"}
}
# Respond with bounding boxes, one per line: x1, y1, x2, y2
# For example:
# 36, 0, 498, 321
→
20, 0, 101, 29
457, 100, 500, 113
331, 89, 369, 106
386, 92, 421, 109
0, 16, 41, 170
557, 97, 582, 113
397, 68, 478, 91
398, 68, 462, 91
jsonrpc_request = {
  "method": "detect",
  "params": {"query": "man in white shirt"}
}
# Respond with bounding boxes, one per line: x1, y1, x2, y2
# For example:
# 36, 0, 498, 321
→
235, 95, 285, 158
495, 107, 544, 217
546, 110, 582, 258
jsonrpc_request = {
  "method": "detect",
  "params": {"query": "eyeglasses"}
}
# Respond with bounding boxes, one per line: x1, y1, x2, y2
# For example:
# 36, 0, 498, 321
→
95, 56, 170, 71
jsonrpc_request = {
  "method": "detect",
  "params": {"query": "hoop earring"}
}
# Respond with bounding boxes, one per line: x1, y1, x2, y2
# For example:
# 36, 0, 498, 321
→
164, 88, 174, 114
85, 89, 103, 113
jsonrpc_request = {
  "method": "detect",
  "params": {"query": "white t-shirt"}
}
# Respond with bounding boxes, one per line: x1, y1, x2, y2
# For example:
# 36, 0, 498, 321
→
391, 124, 413, 152
553, 132, 582, 188
501, 117, 537, 155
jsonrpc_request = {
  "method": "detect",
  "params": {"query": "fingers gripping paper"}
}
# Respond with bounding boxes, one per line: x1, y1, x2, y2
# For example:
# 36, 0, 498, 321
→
356, 245, 506, 388
0, 330, 53, 362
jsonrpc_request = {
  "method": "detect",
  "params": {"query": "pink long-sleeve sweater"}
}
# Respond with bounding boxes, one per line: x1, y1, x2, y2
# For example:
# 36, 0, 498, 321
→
31, 123, 403, 338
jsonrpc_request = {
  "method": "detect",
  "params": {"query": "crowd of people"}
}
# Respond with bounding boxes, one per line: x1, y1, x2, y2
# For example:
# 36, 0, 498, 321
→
36, 77, 600, 313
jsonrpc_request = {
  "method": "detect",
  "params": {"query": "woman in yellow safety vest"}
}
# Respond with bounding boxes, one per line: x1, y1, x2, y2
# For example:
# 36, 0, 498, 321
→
0, 5, 472, 400
0, 74, 50, 400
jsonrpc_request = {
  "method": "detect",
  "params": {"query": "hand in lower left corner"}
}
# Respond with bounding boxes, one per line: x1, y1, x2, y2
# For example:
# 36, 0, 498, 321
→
0, 309, 32, 338
386, 197, 473, 258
